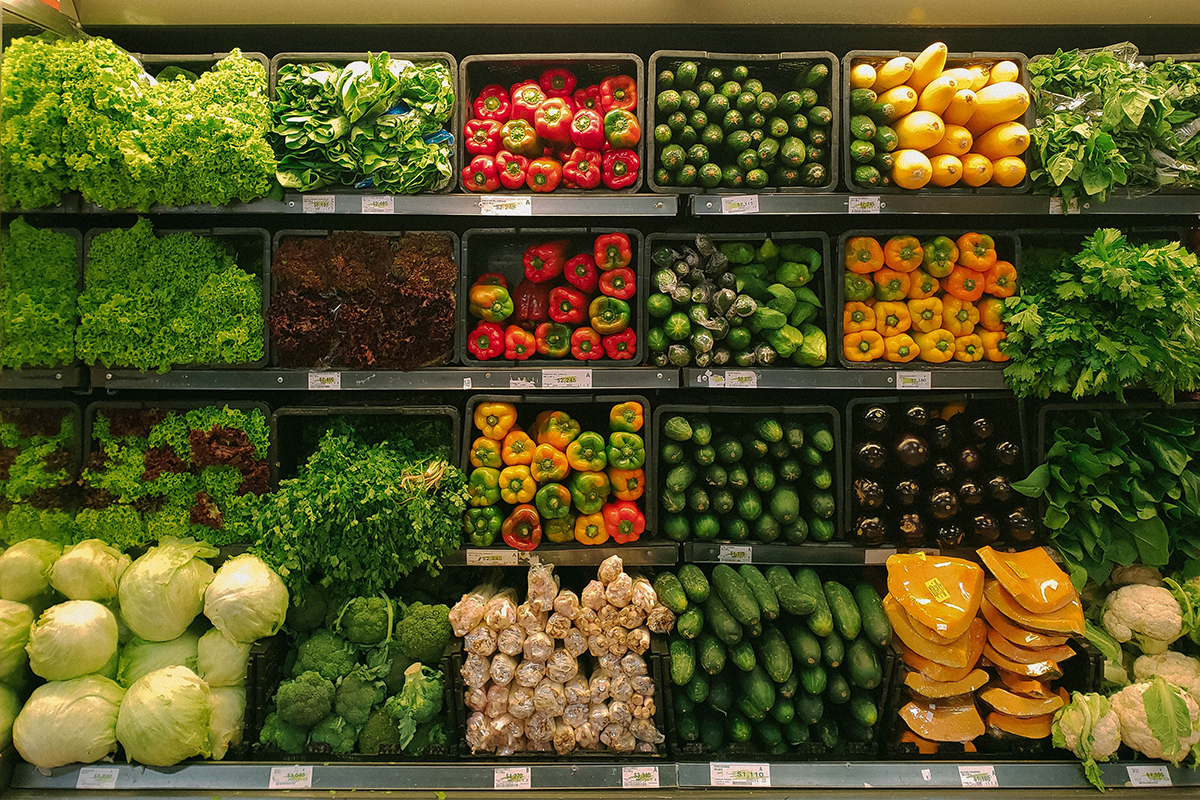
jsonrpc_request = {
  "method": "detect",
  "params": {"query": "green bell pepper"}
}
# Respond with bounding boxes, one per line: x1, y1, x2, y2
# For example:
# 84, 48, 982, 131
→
607, 431, 646, 470
844, 271, 874, 302
765, 284, 797, 315
570, 471, 611, 514
535, 483, 573, 520
467, 467, 501, 507
566, 431, 608, 472
464, 507, 502, 546
589, 296, 631, 335
543, 513, 577, 543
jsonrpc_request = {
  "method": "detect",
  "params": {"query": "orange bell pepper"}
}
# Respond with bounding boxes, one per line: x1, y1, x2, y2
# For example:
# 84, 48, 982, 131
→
470, 436, 504, 469
574, 512, 610, 545
944, 267, 984, 302
609, 467, 645, 501
907, 269, 940, 300
884, 333, 919, 363
529, 443, 570, 483
873, 268, 912, 301
843, 302, 876, 334
609, 401, 643, 432
844, 330, 885, 362
874, 301, 911, 337
535, 410, 581, 449
908, 297, 943, 333
984, 260, 1018, 298
499, 464, 536, 504
953, 334, 985, 362
955, 233, 997, 271
913, 330, 955, 363
474, 402, 517, 439
883, 235, 924, 273
845, 236, 885, 274
979, 329, 1009, 362
502, 429, 536, 465
977, 296, 1005, 332
942, 297, 979, 337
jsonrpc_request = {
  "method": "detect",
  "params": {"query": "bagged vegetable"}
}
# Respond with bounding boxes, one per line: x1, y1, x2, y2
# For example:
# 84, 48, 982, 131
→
589, 669, 611, 703
646, 604, 676, 634
28, 601, 119, 681
554, 720, 577, 755
565, 674, 590, 705
631, 693, 655, 719
118, 538, 217, 642
598, 604, 618, 625
13, 675, 124, 768
547, 648, 579, 683
486, 683, 509, 716
589, 701, 611, 729
626, 627, 650, 656
553, 589, 581, 620
464, 623, 497, 657
196, 629, 251, 687
610, 673, 633, 704
598, 555, 624, 584
118, 631, 200, 688
545, 611, 571, 639
0, 539, 61, 601
631, 717, 665, 744
575, 720, 599, 749
116, 665, 213, 766
461, 652, 490, 688
631, 674, 655, 696
617, 604, 645, 630
514, 659, 546, 688
49, 540, 129, 602
606, 573, 633, 608
523, 630, 553, 662
581, 580, 606, 610
527, 563, 558, 612
465, 710, 488, 752
600, 721, 629, 748
631, 577, 657, 612
563, 627, 588, 658
563, 702, 589, 727
599, 652, 622, 676
484, 588, 518, 631
533, 678, 566, 716
609, 699, 633, 726
588, 634, 608, 657
0, 600, 33, 680
526, 710, 555, 742
208, 685, 245, 760
203, 554, 288, 643
516, 602, 548, 633
507, 685, 534, 719
496, 625, 525, 657
465, 684, 488, 711
450, 580, 499, 637
489, 652, 518, 686
576, 607, 601, 636
621, 652, 649, 677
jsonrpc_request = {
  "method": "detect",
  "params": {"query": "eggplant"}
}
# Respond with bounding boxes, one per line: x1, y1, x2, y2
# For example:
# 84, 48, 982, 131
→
856, 442, 887, 471
929, 422, 954, 451
986, 475, 1013, 504
895, 433, 930, 468
992, 441, 1021, 468
973, 513, 1000, 546
851, 516, 888, 546
854, 478, 886, 509
1007, 508, 1037, 543
930, 460, 956, 483
861, 406, 890, 434
903, 404, 930, 429
899, 513, 926, 547
958, 479, 983, 508
894, 479, 921, 507
957, 446, 981, 473
935, 523, 965, 549
969, 416, 994, 441
929, 488, 960, 520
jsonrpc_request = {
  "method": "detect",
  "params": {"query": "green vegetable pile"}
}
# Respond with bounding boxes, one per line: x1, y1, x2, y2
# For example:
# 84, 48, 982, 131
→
271, 53, 454, 194
1, 36, 274, 211
76, 219, 265, 372
1, 219, 77, 369
1001, 229, 1200, 401
658, 412, 837, 543
661, 564, 892, 754
0, 406, 77, 546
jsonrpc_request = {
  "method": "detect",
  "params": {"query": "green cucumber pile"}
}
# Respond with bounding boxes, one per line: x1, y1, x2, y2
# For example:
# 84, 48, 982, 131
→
658, 412, 837, 543
658, 564, 893, 754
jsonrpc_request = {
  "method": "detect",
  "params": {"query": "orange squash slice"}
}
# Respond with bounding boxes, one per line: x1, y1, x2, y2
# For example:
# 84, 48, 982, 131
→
886, 596, 986, 668
996, 669, 1053, 699
899, 695, 985, 742
887, 553, 984, 639
895, 638, 984, 683
986, 711, 1053, 739
899, 730, 942, 754
984, 580, 1084, 636
986, 628, 1076, 665
981, 596, 1070, 648
978, 546, 1075, 614
905, 667, 989, 699
978, 684, 1066, 718
982, 644, 1063, 679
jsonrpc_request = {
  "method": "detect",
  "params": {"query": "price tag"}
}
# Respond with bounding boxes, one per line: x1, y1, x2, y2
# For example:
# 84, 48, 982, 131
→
480, 196, 532, 216
76, 767, 119, 790
926, 578, 951, 603
709, 370, 757, 388
542, 369, 592, 389
622, 766, 660, 789
509, 376, 538, 388
466, 549, 519, 567
849, 195, 881, 214
1127, 765, 1172, 787
462, 377, 473, 389
494, 767, 531, 790
302, 195, 335, 213
718, 544, 753, 563
269, 766, 313, 790
721, 195, 760, 214
864, 548, 898, 565
922, 769, 932, 782
897, 370, 932, 390
958, 765, 998, 788
361, 195, 394, 214
710, 763, 771, 788
1048, 197, 1080, 214
308, 372, 341, 390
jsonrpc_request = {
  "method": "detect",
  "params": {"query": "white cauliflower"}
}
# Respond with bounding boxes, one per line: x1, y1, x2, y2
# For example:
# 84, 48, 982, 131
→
1102, 584, 1183, 654
1110, 677, 1200, 765
1134, 652, 1200, 705
1052, 692, 1122, 790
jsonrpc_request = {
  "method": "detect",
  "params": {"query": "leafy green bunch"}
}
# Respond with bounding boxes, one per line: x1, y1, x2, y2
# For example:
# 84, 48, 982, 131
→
1, 218, 77, 368
0, 407, 77, 546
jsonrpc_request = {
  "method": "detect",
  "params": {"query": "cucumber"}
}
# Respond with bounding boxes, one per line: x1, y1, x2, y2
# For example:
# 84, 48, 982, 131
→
666, 464, 697, 493
845, 636, 882, 690
704, 594, 743, 646
778, 672, 801, 699
823, 581, 862, 640
785, 621, 821, 666
794, 568, 833, 637
755, 718, 783, 748
740, 664, 776, 712
709, 674, 735, 712
678, 564, 710, 603
770, 695, 795, 724
691, 420, 713, 445
654, 573, 688, 614
807, 423, 834, 452
677, 713, 700, 742
796, 693, 823, 725
677, 606, 704, 640
821, 629, 844, 669
784, 719, 811, 745
854, 582, 892, 648
699, 714, 725, 752
664, 416, 693, 442
729, 641, 757, 672
844, 722, 875, 743
766, 566, 816, 615
712, 564, 760, 628
825, 669, 851, 704
849, 692, 878, 727
738, 695, 768, 722
800, 664, 827, 695
687, 670, 711, 703
670, 638, 696, 686
698, 633, 727, 675
746, 618, 763, 638
815, 717, 838, 749
738, 565, 780, 621
674, 691, 695, 716
756, 624, 794, 684
727, 710, 753, 742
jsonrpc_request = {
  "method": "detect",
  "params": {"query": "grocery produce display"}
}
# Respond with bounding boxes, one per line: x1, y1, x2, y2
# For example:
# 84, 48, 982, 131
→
649, 54, 835, 191
268, 231, 458, 369
841, 232, 1016, 366
646, 235, 828, 369
655, 408, 838, 544
463, 400, 647, 549
460, 61, 642, 193
0, 220, 78, 370
463, 232, 640, 364
0, 405, 79, 547
664, 564, 892, 754
845, 44, 1030, 190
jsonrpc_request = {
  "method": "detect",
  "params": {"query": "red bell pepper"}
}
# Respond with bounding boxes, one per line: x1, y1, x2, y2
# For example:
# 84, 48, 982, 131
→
604, 109, 641, 149
474, 85, 511, 123
523, 240, 569, 283
602, 329, 637, 360
602, 150, 639, 190
549, 286, 588, 324
600, 75, 637, 112
496, 151, 528, 190
599, 267, 636, 300
569, 108, 606, 150
511, 82, 547, 124
467, 321, 505, 360
504, 325, 536, 360
500, 119, 542, 159
603, 500, 645, 544
535, 322, 571, 358
594, 232, 633, 271
562, 147, 602, 190
571, 327, 603, 360
462, 155, 499, 193
534, 98, 573, 148
573, 85, 602, 112
539, 67, 577, 99
474, 273, 507, 288
465, 119, 502, 156
501, 504, 542, 551
564, 253, 599, 293
526, 157, 563, 192
512, 278, 550, 329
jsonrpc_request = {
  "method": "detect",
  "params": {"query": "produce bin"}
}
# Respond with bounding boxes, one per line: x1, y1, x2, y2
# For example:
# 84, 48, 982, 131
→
1148, 54, 1200, 194
0, 402, 83, 512
835, 229, 1020, 370
840, 50, 1032, 194
135, 51, 270, 77
646, 50, 839, 194
459, 228, 646, 366
0, 225, 82, 371
457, 54, 645, 194
234, 633, 289, 757
81, 226, 272, 370
650, 403, 841, 544
269, 229, 462, 370
644, 232, 833, 370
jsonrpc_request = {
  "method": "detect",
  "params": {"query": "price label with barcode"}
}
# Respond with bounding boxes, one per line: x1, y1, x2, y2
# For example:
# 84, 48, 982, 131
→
361, 195, 394, 214
302, 195, 335, 213
269, 766, 313, 790
718, 544, 753, 563
708, 370, 757, 388
1048, 197, 1080, 214
864, 548, 898, 564
958, 765, 998, 788
848, 195, 881, 214
76, 767, 119, 790
897, 370, 931, 390
721, 195, 760, 214
622, 766, 660, 788
308, 372, 341, 390
494, 767, 531, 790
542, 369, 592, 389
466, 550, 519, 567
710, 763, 771, 787
480, 196, 532, 216
1127, 765, 1172, 787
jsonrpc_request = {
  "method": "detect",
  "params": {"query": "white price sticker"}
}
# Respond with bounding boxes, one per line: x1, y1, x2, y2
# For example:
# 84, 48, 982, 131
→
922, 769, 932, 782
361, 195, 394, 214
896, 370, 932, 390
721, 195, 760, 214
958, 766, 998, 788
1127, 765, 1172, 787
1048, 197, 1080, 215
76, 767, 119, 790
710, 763, 771, 788
269, 766, 313, 790
509, 376, 538, 388
302, 195, 335, 213
848, 195, 881, 214
308, 372, 341, 390
864, 548, 898, 564
466, 549, 519, 567
718, 544, 753, 563
542, 369, 592, 389
708, 370, 757, 388
494, 767, 531, 790
462, 377, 473, 389
622, 766, 660, 789
480, 196, 532, 216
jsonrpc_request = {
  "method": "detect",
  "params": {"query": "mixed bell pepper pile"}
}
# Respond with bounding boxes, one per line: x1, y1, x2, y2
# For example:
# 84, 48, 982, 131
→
842, 232, 1016, 365
466, 233, 638, 363
462, 67, 642, 192
463, 401, 649, 550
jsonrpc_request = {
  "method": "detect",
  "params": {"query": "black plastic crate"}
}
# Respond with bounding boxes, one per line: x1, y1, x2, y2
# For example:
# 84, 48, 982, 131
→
841, 50, 1032, 194
835, 229, 1020, 371
458, 54, 645, 194
459, 227, 646, 366
646, 50, 839, 194
644, 231, 833, 370
0, 225, 82, 371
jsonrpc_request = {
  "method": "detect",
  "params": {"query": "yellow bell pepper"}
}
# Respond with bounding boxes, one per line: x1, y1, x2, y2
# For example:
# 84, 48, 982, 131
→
474, 402, 517, 439
977, 296, 1005, 332
843, 302, 876, 334
574, 512, 610, 545
941, 297, 979, 337
913, 330, 955, 363
534, 410, 581, 450
499, 465, 536, 504
874, 301, 911, 337
844, 330, 884, 362
954, 334, 985, 362
906, 269, 940, 300
502, 430, 536, 466
884, 333, 919, 363
907, 297, 943, 333
469, 436, 503, 469
529, 444, 570, 484
980, 329, 1009, 362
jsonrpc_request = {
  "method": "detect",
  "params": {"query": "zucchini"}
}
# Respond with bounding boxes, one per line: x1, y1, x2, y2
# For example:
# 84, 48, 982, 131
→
854, 582, 892, 648
740, 663, 776, 712
784, 719, 811, 745
677, 606, 704, 640
709, 674, 735, 712
704, 594, 743, 646
766, 566, 816, 615
700, 713, 725, 752
770, 695, 795, 724
815, 717, 838, 749
687, 669, 711, 703
756, 624, 794, 684
671, 638, 696, 686
712, 564, 760, 628
738, 695, 768, 722
823, 581, 862, 640
754, 718, 783, 748
844, 722, 875, 743
821, 629, 844, 669
666, 464, 698, 493
654, 572, 688, 614
845, 636, 883, 690
825, 669, 851, 704
729, 640, 757, 672
799, 664, 827, 695
849, 692, 878, 727
692, 420, 713, 446
678, 564, 710, 603
674, 691, 695, 716
738, 564, 780, 620
778, 672, 801, 699
677, 713, 700, 742
795, 693, 823, 725
697, 633, 727, 675
784, 621, 821, 666
794, 568, 833, 637
727, 710, 753, 742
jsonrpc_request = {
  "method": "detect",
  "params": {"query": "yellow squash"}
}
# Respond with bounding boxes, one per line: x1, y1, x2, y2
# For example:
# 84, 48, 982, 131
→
891, 149, 933, 189
989, 60, 1021, 84
894, 111, 946, 151
967, 81, 1031, 135
909, 42, 949, 93
917, 75, 959, 115
875, 56, 915, 90
850, 63, 877, 89
878, 85, 919, 118
967, 64, 990, 90
971, 122, 1031, 161
990, 156, 1027, 187
929, 154, 963, 187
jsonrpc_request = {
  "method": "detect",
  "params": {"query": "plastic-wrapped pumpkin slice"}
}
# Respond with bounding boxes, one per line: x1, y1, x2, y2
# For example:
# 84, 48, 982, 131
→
981, 596, 1070, 648
986, 627, 1076, 664
885, 595, 986, 668
983, 579, 1084, 636
894, 638, 984, 683
887, 553, 984, 639
996, 669, 1054, 699
899, 695, 985, 742
986, 711, 1053, 740
982, 643, 1063, 680
978, 683, 1066, 717
905, 667, 989, 699
977, 546, 1075, 614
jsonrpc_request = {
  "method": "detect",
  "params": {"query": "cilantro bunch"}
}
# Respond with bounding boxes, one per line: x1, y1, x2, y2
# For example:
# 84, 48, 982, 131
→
1, 218, 77, 368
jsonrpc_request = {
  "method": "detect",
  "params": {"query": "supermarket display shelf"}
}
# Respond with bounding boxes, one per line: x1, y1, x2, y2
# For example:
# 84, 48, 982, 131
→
689, 192, 1200, 216
0, 367, 83, 390
1, 0, 86, 40
279, 192, 680, 217
444, 542, 679, 567
682, 541, 941, 565
682, 367, 1009, 390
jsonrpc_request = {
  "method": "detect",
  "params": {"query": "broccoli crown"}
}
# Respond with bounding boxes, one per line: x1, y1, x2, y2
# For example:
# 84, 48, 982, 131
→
275, 670, 335, 730
386, 662, 444, 725
394, 602, 452, 664
407, 720, 447, 756
259, 711, 308, 755
357, 708, 401, 755
335, 665, 387, 728
285, 583, 330, 633
293, 630, 358, 681
309, 714, 358, 754
336, 595, 395, 645
383, 641, 416, 696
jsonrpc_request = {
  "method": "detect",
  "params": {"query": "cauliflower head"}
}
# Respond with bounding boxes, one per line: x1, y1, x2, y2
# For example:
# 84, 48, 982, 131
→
1052, 692, 1121, 790
1102, 584, 1183, 654
1111, 677, 1200, 765
292, 630, 357, 681
275, 670, 335, 730
1134, 652, 1200, 705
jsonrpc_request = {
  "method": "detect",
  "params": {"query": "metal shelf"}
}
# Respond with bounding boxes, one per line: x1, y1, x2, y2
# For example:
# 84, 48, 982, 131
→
279, 192, 679, 217
682, 367, 1009, 391
445, 542, 679, 568
683, 541, 939, 565
689, 192, 1200, 216
0, 367, 83, 390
